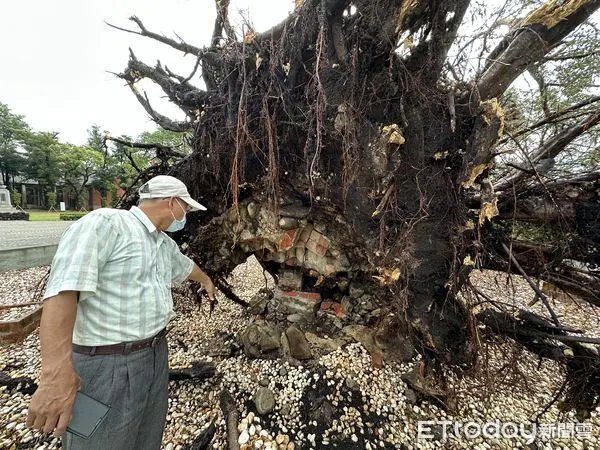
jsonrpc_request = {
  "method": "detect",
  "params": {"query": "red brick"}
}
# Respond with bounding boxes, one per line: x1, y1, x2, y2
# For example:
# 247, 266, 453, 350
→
315, 244, 327, 256
283, 291, 321, 302
279, 229, 299, 251
318, 236, 330, 250
320, 302, 345, 319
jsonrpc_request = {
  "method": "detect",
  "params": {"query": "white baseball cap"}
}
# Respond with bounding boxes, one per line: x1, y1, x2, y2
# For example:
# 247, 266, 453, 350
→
139, 175, 207, 211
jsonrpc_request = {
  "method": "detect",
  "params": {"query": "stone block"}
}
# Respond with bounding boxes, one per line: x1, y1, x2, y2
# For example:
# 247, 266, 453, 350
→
279, 270, 303, 290
304, 250, 329, 275
285, 325, 313, 360
305, 230, 322, 253
240, 320, 281, 359
0, 211, 29, 221
295, 246, 306, 264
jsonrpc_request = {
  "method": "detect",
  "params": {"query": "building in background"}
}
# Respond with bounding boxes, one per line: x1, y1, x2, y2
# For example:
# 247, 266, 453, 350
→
11, 176, 125, 210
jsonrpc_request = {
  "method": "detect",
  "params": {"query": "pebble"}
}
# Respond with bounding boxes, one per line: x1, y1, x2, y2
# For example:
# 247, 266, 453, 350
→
239, 430, 250, 445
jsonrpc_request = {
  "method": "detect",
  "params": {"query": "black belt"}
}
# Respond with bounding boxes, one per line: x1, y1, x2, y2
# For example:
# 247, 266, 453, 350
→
72, 328, 168, 356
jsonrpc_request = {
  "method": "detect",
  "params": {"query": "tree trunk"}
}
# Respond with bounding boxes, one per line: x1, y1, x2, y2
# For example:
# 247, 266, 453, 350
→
115, 0, 600, 412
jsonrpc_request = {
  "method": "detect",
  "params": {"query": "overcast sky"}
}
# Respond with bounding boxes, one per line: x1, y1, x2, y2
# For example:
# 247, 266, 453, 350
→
0, 0, 293, 145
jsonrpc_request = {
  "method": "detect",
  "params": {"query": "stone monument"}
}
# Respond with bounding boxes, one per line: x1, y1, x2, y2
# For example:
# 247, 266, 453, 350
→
0, 184, 28, 220
0, 185, 11, 207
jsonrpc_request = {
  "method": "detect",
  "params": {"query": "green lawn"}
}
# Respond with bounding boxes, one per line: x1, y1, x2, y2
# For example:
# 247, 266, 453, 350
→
28, 211, 61, 221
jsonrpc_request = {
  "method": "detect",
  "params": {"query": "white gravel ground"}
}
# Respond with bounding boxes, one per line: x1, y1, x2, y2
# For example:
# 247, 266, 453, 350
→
1, 260, 599, 450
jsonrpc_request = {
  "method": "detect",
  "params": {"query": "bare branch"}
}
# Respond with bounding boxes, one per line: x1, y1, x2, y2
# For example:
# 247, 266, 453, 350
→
212, 0, 236, 46
122, 50, 210, 112
500, 95, 600, 143
452, 0, 514, 74
125, 83, 192, 133
544, 48, 600, 61
182, 53, 203, 84
533, 110, 600, 162
104, 135, 186, 173
547, 169, 600, 185
104, 136, 143, 173
107, 14, 225, 97
495, 110, 600, 191
106, 16, 202, 55
475, 0, 600, 102
105, 135, 183, 154
404, 0, 471, 82
163, 65, 186, 83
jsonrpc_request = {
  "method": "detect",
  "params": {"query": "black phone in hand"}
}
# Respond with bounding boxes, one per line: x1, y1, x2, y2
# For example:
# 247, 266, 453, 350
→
66, 391, 110, 439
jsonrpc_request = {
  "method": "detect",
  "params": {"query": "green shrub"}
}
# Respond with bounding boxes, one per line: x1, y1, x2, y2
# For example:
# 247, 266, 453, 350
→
10, 190, 22, 208
59, 212, 88, 221
47, 192, 57, 208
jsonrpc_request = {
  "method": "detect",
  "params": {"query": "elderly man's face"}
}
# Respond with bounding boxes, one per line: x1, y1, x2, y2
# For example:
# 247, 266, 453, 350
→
169, 197, 189, 220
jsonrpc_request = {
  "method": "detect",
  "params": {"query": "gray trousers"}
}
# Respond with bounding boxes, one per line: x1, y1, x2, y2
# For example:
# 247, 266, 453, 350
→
62, 338, 169, 450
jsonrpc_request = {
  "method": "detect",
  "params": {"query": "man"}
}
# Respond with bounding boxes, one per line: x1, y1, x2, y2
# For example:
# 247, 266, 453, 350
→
27, 175, 216, 450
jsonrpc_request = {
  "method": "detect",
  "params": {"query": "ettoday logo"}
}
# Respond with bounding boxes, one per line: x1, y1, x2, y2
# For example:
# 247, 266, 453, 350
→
417, 421, 593, 443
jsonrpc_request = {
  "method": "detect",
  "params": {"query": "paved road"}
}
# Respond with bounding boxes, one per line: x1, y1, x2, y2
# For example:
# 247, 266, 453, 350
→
0, 221, 73, 250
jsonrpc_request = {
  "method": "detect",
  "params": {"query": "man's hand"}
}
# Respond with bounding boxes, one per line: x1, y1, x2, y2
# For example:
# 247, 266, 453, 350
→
27, 365, 80, 437
202, 278, 216, 300
189, 264, 217, 299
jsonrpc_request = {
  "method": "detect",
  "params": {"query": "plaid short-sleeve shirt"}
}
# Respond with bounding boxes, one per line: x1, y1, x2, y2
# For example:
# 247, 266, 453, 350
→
44, 206, 194, 346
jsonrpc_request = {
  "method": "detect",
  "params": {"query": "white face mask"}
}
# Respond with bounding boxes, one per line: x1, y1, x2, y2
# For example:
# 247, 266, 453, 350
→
166, 199, 187, 232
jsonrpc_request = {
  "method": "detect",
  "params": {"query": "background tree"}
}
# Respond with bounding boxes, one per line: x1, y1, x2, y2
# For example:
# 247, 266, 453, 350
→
86, 124, 119, 196
22, 131, 63, 194
113, 0, 600, 413
56, 143, 104, 209
86, 124, 107, 154
0, 102, 30, 188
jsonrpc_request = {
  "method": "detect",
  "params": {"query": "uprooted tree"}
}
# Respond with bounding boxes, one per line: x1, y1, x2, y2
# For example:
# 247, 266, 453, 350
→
110, 0, 600, 415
